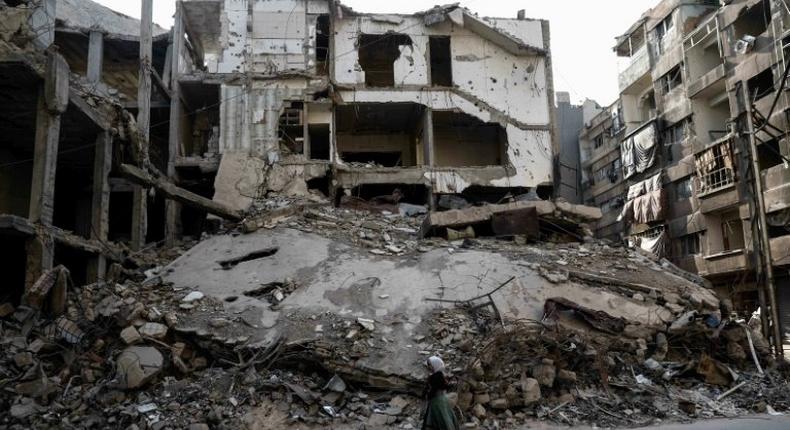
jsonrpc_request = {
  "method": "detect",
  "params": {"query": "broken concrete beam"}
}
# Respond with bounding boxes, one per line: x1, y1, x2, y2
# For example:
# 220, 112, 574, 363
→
554, 200, 603, 221
420, 200, 555, 238
120, 164, 243, 221
242, 203, 323, 233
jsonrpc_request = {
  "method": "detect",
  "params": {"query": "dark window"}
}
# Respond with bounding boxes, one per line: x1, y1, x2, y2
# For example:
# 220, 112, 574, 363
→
679, 233, 700, 256
358, 34, 413, 87
429, 37, 452, 87
675, 177, 694, 200
594, 134, 605, 149
315, 15, 330, 75
748, 68, 775, 102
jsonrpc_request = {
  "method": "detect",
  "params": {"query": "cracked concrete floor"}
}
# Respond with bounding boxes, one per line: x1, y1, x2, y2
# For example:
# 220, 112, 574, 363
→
163, 228, 709, 381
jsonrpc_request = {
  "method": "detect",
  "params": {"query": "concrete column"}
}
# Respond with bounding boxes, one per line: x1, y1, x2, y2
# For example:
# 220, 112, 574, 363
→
87, 30, 104, 84
165, 2, 185, 247
132, 0, 153, 250
26, 52, 69, 290
87, 130, 112, 283
24, 234, 54, 290
422, 107, 435, 167
29, 52, 69, 225
303, 103, 311, 159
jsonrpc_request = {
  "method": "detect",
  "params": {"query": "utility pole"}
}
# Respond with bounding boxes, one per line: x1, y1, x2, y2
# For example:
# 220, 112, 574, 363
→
132, 0, 153, 250
742, 83, 784, 359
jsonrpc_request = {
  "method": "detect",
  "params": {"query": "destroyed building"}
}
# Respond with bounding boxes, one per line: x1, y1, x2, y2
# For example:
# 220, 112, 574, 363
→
2, 0, 790, 429
0, 0, 559, 300
580, 0, 790, 355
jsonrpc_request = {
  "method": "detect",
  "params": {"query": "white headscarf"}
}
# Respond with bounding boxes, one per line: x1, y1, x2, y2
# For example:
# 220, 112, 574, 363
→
427, 356, 445, 373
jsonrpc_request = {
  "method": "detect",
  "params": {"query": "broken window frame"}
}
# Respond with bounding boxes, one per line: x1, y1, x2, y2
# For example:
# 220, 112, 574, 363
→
722, 215, 745, 251
675, 176, 694, 200
593, 133, 605, 149
678, 233, 701, 257
695, 139, 736, 195
662, 119, 690, 146
660, 65, 684, 95
655, 12, 675, 55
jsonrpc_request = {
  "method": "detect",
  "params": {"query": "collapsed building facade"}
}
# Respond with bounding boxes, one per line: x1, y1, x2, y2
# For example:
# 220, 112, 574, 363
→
579, 0, 790, 354
0, 0, 557, 302
182, 0, 558, 210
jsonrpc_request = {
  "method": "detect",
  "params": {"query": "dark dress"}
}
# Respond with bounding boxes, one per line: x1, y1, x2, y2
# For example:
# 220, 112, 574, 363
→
421, 371, 459, 430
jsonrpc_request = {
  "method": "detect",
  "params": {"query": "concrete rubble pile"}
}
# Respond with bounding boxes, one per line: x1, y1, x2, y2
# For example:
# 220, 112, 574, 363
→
1, 193, 789, 430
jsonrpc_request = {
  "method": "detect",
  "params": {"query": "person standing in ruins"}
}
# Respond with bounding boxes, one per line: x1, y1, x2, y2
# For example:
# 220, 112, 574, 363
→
421, 356, 459, 430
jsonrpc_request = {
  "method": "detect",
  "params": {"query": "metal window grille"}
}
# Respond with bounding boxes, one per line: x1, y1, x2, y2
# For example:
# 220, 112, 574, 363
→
695, 140, 735, 195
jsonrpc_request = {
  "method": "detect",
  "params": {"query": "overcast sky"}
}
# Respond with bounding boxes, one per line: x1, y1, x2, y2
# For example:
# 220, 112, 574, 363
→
95, 0, 656, 106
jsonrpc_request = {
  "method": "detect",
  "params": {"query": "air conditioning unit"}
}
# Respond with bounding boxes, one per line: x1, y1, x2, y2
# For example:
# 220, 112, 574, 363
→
735, 35, 756, 55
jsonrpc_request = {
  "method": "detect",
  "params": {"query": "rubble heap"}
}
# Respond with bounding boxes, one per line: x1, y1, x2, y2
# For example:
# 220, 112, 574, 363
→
1, 196, 789, 429
423, 307, 789, 428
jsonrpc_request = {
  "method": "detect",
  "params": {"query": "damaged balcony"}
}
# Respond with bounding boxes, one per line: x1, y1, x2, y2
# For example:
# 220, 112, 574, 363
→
615, 21, 653, 94
684, 14, 726, 98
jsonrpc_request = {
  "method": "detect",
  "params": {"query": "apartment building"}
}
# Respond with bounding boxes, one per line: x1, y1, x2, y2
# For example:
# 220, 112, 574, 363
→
581, 0, 790, 350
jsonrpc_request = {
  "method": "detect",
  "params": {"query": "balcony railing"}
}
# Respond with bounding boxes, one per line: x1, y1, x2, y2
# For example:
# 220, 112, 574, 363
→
697, 167, 735, 195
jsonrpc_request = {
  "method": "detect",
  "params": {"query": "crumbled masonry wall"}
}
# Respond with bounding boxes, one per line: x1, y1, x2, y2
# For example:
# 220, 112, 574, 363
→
333, 15, 550, 125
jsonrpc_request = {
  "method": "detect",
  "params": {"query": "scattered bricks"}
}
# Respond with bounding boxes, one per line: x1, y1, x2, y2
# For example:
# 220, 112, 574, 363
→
13, 352, 35, 368
138, 322, 168, 340
557, 369, 577, 383
120, 326, 142, 345
521, 377, 541, 405
532, 359, 556, 387
472, 403, 487, 419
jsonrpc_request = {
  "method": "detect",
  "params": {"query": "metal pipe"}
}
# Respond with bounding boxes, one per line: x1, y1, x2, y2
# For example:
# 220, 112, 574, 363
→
743, 83, 784, 359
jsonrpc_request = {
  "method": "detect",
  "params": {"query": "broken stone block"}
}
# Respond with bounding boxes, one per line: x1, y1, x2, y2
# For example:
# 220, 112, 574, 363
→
13, 352, 34, 368
491, 398, 508, 410
357, 318, 375, 331
10, 398, 43, 419
116, 346, 164, 389
474, 392, 490, 405
15, 376, 58, 399
138, 322, 168, 340
521, 377, 541, 404
458, 392, 474, 410
653, 332, 668, 361
472, 403, 487, 419
182, 291, 204, 303
120, 326, 142, 345
532, 360, 556, 387
367, 413, 394, 426
557, 369, 577, 383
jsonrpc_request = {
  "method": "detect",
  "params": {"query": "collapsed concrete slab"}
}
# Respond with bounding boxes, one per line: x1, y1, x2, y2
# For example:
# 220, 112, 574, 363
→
164, 227, 718, 387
